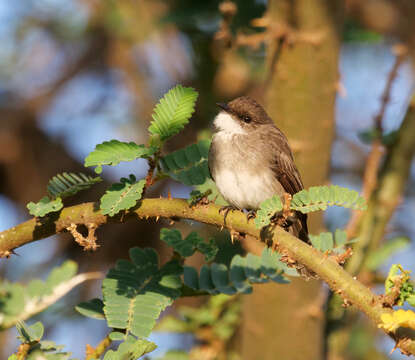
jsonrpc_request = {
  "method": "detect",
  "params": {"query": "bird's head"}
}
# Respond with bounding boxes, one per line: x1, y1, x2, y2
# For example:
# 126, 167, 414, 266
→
214, 96, 273, 134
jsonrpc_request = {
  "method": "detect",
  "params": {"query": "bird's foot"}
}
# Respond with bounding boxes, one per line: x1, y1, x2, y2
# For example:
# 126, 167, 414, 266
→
272, 193, 295, 229
246, 210, 257, 221
229, 229, 244, 244
282, 193, 293, 218
219, 205, 237, 226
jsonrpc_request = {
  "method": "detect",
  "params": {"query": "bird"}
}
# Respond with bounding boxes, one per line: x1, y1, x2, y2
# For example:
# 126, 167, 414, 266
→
208, 96, 308, 242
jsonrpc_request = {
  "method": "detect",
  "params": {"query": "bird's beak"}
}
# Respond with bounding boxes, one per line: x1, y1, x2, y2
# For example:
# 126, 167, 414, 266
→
216, 102, 230, 113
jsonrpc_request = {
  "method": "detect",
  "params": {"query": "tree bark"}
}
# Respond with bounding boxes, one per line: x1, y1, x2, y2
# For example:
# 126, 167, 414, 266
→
241, 1, 343, 359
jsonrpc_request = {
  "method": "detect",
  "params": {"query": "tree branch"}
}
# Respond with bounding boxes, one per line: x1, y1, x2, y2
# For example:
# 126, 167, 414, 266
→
346, 95, 415, 275
346, 49, 407, 239
1, 198, 415, 355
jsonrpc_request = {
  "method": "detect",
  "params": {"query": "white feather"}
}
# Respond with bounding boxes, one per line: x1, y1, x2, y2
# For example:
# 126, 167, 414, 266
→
214, 168, 283, 209
213, 112, 246, 136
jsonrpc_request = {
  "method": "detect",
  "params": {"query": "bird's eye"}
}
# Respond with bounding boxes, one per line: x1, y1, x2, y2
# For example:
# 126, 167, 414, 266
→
242, 115, 251, 123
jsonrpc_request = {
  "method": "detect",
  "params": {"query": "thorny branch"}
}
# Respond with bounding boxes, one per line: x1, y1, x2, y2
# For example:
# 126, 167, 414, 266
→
1, 198, 415, 355
346, 45, 408, 239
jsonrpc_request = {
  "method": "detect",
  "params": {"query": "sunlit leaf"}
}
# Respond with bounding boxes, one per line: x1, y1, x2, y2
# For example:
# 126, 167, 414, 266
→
100, 175, 146, 216
27, 196, 63, 217
149, 85, 198, 141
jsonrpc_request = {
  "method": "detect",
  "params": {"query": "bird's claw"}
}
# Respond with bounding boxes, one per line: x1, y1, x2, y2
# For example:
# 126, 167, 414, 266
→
246, 210, 256, 221
219, 205, 236, 226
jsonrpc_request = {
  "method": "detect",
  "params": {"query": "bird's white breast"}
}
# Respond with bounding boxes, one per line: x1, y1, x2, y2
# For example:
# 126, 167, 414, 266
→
211, 112, 284, 209
214, 167, 280, 209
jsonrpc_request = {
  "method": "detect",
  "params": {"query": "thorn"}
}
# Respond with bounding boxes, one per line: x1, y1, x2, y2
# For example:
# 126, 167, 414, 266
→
169, 220, 175, 225
390, 342, 398, 355
220, 225, 224, 231
231, 232, 235, 244
168, 189, 172, 200
155, 216, 160, 222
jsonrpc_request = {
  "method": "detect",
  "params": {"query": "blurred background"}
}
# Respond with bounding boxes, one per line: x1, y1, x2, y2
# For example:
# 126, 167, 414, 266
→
0, 0, 415, 359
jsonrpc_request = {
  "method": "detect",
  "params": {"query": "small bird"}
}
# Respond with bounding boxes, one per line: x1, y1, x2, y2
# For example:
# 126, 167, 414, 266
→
208, 96, 308, 241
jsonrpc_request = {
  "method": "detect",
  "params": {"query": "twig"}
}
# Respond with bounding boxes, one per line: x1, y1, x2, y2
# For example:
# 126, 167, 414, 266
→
67, 223, 99, 251
263, 34, 286, 92
346, 48, 407, 239
16, 344, 30, 360
214, 1, 237, 48
1, 198, 415, 355
0, 271, 103, 330
86, 334, 112, 360
346, 94, 415, 275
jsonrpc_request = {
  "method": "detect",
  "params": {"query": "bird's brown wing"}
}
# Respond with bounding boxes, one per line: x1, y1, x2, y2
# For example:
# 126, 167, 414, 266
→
267, 129, 304, 195
267, 129, 309, 241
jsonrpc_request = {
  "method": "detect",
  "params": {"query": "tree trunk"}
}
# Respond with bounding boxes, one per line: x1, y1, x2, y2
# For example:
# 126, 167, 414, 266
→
241, 1, 343, 359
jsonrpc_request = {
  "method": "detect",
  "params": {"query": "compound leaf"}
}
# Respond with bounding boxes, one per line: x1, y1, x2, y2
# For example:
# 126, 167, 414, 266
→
160, 228, 218, 261
309, 230, 352, 254
183, 248, 292, 295
254, 195, 283, 228
47, 172, 101, 199
102, 247, 182, 338
100, 175, 146, 216
103, 336, 157, 360
75, 298, 105, 320
149, 85, 198, 141
160, 140, 211, 186
85, 140, 156, 174
14, 321, 73, 359
0, 261, 85, 330
27, 196, 63, 217
291, 185, 367, 214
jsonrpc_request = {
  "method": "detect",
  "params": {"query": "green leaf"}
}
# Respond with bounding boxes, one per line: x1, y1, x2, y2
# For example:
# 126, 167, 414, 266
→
46, 172, 101, 199
254, 195, 283, 228
183, 248, 291, 295
160, 140, 211, 186
160, 229, 194, 257
187, 189, 212, 205
149, 85, 198, 141
291, 185, 367, 214
27, 196, 63, 217
195, 179, 228, 206
100, 175, 146, 216
109, 331, 125, 341
75, 298, 105, 320
85, 140, 157, 173
384, 264, 415, 306
16, 321, 44, 343
45, 261, 78, 289
365, 237, 410, 271
0, 261, 83, 330
104, 336, 157, 360
310, 232, 334, 252
160, 228, 218, 261
334, 229, 347, 247
102, 248, 182, 338
14, 322, 72, 359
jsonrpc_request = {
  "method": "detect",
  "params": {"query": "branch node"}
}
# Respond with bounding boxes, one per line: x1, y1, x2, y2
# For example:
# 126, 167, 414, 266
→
67, 222, 99, 251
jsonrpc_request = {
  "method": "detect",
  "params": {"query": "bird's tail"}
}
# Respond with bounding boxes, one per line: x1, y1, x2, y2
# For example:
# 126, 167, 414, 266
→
291, 212, 309, 243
